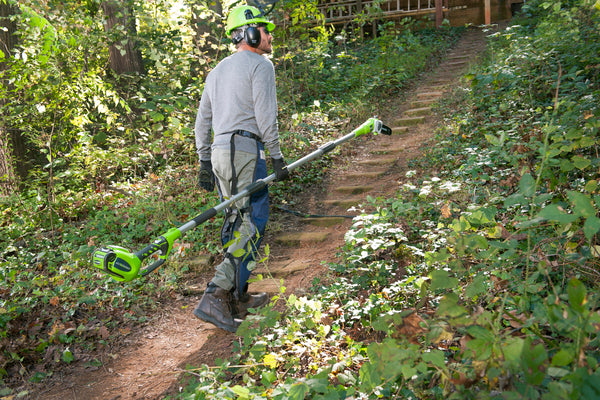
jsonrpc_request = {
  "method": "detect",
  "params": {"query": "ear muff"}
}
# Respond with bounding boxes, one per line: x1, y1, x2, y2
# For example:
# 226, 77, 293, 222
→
244, 26, 261, 48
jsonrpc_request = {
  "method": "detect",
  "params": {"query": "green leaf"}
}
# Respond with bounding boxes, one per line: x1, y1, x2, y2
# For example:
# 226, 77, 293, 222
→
436, 293, 467, 318
467, 338, 492, 360
465, 233, 489, 250
150, 111, 165, 122
552, 348, 574, 367
501, 337, 525, 369
537, 204, 577, 224
522, 342, 548, 385
585, 180, 598, 193
231, 385, 250, 399
451, 216, 472, 233
567, 278, 587, 313
232, 248, 246, 258
422, 349, 445, 368
466, 325, 494, 341
465, 274, 487, 298
572, 155, 591, 170
466, 207, 497, 226
547, 367, 570, 378
429, 270, 458, 291
568, 191, 597, 218
359, 362, 379, 392
62, 348, 74, 363
261, 370, 277, 385
560, 159, 575, 172
305, 378, 329, 394
583, 216, 600, 241
504, 192, 527, 207
519, 173, 536, 198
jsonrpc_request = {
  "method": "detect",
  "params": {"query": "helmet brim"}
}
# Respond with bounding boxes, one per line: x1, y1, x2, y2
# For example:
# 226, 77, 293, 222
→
226, 20, 275, 36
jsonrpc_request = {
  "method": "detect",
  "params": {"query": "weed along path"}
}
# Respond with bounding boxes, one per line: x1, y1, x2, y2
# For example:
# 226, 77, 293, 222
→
32, 27, 493, 400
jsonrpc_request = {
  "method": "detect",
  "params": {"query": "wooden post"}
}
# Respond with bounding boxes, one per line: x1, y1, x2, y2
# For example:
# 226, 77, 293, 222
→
435, 0, 442, 27
484, 0, 491, 25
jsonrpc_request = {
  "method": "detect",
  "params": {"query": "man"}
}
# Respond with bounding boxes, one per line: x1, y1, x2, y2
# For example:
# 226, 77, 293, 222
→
193, 4, 289, 333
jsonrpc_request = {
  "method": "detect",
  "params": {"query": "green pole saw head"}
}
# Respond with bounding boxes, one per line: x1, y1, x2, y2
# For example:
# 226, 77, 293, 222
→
354, 117, 392, 137
92, 246, 142, 282
92, 227, 182, 282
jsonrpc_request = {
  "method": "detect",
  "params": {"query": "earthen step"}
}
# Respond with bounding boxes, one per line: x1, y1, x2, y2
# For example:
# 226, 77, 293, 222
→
393, 126, 409, 135
357, 157, 397, 166
411, 99, 437, 108
334, 185, 373, 194
248, 278, 282, 294
370, 146, 404, 155
448, 55, 470, 60
255, 259, 311, 278
344, 170, 387, 179
303, 216, 349, 227
275, 231, 329, 246
447, 61, 467, 68
416, 91, 443, 99
427, 85, 448, 91
404, 107, 431, 117
447, 52, 471, 58
394, 116, 426, 126
323, 198, 362, 209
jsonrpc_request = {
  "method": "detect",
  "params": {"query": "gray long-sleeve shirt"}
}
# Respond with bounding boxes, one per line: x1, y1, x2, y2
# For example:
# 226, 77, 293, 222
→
194, 50, 282, 161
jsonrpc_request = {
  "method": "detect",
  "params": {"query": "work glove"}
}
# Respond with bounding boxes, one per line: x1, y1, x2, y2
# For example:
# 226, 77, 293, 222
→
271, 157, 289, 181
198, 160, 215, 192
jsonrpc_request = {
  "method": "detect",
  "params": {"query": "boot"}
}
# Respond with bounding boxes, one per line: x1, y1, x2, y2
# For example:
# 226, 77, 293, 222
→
232, 290, 269, 319
193, 283, 242, 333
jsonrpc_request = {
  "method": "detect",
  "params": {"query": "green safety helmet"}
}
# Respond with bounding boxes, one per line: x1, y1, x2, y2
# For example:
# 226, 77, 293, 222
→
225, 5, 275, 36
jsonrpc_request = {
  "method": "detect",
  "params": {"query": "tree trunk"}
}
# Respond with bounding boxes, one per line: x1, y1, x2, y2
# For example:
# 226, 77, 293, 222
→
101, 0, 144, 75
0, 0, 20, 195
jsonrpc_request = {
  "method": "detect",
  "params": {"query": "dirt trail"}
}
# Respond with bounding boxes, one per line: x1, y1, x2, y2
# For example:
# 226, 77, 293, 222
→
29, 26, 495, 400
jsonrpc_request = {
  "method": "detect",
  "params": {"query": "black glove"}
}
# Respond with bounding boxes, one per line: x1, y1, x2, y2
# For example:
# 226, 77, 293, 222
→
198, 160, 215, 192
272, 157, 289, 181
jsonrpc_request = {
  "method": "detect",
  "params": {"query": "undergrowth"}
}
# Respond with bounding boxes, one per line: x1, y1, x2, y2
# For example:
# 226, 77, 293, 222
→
0, 6, 460, 394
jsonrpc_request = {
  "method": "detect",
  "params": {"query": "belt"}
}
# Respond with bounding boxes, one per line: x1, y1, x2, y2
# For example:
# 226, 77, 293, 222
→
234, 130, 262, 143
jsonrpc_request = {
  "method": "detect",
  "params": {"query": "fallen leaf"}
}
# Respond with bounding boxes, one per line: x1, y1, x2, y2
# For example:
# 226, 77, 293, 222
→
441, 202, 452, 218
98, 326, 110, 340
395, 313, 426, 344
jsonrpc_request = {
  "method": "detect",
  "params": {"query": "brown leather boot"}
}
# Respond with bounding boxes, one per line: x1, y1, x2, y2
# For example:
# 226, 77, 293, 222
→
193, 283, 242, 333
232, 291, 269, 319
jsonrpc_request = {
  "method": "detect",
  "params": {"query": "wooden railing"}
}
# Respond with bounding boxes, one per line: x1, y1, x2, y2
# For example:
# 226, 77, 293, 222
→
317, 0, 447, 24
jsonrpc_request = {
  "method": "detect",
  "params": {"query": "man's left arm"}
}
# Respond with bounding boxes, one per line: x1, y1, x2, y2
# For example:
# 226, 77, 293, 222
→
253, 60, 282, 160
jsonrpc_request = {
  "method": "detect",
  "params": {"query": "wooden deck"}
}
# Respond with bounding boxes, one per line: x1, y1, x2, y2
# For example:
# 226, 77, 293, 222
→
317, 0, 448, 25
316, 0, 516, 28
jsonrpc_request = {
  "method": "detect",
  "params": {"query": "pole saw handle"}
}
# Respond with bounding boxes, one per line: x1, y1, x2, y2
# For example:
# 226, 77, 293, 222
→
134, 239, 168, 276
134, 227, 182, 276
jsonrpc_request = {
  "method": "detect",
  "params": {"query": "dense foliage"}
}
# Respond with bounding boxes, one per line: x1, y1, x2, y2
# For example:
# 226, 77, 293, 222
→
168, 1, 600, 398
0, 0, 460, 394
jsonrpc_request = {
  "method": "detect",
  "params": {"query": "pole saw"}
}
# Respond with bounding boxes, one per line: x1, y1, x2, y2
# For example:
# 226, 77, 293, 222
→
91, 117, 392, 282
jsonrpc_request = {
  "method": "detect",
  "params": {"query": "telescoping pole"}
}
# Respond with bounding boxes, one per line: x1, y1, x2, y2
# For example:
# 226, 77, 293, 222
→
91, 117, 391, 282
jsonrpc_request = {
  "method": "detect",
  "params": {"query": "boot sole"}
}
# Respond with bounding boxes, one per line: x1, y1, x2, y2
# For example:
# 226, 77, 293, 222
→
193, 308, 240, 333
